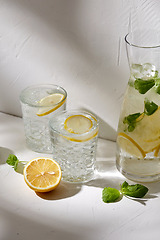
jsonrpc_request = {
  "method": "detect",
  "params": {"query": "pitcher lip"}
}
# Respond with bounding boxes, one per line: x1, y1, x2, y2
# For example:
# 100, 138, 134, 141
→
125, 29, 160, 49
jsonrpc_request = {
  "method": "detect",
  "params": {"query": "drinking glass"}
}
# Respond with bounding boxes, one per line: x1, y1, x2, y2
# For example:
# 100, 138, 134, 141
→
49, 110, 99, 183
20, 84, 67, 153
116, 29, 160, 182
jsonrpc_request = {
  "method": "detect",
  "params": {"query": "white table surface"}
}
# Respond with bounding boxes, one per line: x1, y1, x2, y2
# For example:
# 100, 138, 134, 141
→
0, 112, 160, 240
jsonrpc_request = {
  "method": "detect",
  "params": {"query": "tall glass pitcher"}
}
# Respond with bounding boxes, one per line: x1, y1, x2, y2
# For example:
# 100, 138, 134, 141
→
116, 29, 160, 182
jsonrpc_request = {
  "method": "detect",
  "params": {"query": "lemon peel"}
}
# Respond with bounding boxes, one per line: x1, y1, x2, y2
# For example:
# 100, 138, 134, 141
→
63, 115, 98, 142
23, 157, 62, 192
36, 93, 66, 116
117, 132, 146, 159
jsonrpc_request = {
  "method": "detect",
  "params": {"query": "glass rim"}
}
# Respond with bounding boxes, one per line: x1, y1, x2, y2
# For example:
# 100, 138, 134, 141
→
125, 29, 160, 49
19, 83, 67, 108
49, 109, 99, 138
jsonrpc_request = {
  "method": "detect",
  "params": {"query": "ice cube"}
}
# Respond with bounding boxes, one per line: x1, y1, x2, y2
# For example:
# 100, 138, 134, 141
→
142, 63, 156, 79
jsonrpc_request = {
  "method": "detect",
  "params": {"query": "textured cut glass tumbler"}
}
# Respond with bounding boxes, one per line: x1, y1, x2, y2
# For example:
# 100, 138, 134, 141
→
116, 29, 160, 182
20, 84, 67, 153
49, 110, 99, 183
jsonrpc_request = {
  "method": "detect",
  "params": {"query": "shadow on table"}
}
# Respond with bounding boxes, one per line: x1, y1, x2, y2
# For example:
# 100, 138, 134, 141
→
86, 175, 158, 205
85, 158, 160, 205
36, 181, 82, 200
0, 147, 14, 164
33, 139, 117, 201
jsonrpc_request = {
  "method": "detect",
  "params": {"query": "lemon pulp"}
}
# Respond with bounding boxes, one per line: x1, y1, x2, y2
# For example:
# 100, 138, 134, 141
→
23, 157, 62, 192
64, 115, 93, 134
63, 115, 98, 142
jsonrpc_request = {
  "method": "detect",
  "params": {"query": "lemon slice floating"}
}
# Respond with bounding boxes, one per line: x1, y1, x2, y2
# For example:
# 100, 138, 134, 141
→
117, 132, 146, 159
64, 115, 98, 142
36, 93, 66, 116
127, 107, 160, 153
64, 115, 93, 134
23, 157, 62, 192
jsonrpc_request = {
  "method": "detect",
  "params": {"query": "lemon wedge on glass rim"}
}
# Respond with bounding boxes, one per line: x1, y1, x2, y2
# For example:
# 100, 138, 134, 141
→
117, 132, 146, 159
23, 157, 62, 192
36, 93, 66, 116
63, 114, 98, 142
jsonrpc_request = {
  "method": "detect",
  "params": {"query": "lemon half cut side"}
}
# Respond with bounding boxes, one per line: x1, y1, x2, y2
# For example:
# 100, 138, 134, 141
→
117, 132, 146, 159
36, 93, 66, 116
63, 114, 98, 142
23, 157, 62, 192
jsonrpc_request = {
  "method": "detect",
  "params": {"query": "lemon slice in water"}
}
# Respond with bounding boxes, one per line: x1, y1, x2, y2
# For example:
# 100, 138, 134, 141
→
64, 115, 98, 142
128, 107, 160, 153
64, 115, 93, 134
117, 132, 146, 159
36, 93, 66, 116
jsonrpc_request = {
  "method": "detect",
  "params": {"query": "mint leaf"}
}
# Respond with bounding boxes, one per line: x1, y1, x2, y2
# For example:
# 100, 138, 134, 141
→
121, 181, 148, 198
155, 79, 160, 94
123, 99, 158, 132
123, 113, 141, 132
102, 187, 120, 203
102, 181, 149, 203
123, 113, 141, 124
134, 79, 155, 94
144, 99, 158, 116
6, 155, 28, 172
6, 154, 19, 170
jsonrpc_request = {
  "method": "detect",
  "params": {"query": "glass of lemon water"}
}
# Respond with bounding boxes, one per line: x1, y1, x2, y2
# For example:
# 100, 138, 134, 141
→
49, 110, 99, 183
20, 84, 67, 153
116, 29, 160, 182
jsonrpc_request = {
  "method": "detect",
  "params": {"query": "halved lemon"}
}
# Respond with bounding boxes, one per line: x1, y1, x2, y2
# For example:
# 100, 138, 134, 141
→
36, 93, 66, 116
63, 115, 98, 142
23, 157, 62, 192
117, 132, 146, 159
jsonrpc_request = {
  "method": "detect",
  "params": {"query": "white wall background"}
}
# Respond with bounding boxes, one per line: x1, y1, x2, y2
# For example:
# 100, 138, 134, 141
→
1, 0, 160, 141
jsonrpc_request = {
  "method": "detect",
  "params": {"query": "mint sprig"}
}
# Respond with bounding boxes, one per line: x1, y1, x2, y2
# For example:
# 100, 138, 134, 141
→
121, 181, 148, 198
134, 70, 160, 95
123, 99, 158, 132
123, 112, 141, 132
102, 181, 148, 203
6, 154, 27, 171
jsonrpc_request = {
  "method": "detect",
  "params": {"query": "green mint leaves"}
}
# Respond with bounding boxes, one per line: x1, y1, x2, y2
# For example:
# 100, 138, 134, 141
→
6, 154, 19, 171
155, 79, 160, 94
6, 154, 27, 171
134, 70, 160, 95
144, 99, 158, 116
125, 69, 160, 132
123, 112, 141, 132
134, 79, 155, 94
102, 187, 120, 203
121, 181, 148, 198
123, 99, 158, 132
102, 181, 148, 203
